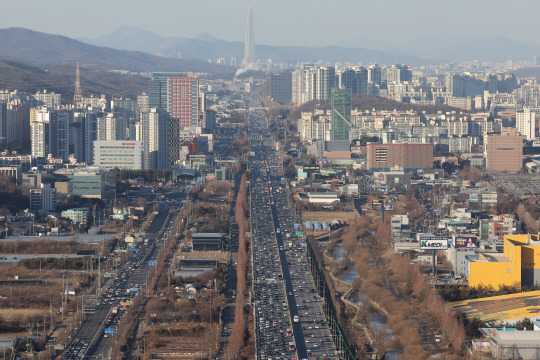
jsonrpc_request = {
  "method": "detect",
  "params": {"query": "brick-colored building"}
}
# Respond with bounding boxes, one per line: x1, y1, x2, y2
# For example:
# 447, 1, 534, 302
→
484, 128, 523, 172
366, 143, 433, 170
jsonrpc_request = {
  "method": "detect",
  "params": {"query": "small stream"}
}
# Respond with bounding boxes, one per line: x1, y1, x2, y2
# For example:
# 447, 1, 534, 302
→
333, 244, 403, 359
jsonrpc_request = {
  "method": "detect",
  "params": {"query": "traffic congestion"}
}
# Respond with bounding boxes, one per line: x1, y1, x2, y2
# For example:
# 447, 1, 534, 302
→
248, 110, 338, 360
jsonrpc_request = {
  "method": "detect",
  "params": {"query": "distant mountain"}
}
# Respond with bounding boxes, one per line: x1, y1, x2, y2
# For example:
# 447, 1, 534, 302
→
511, 66, 540, 79
0, 59, 149, 102
0, 27, 234, 73
80, 26, 433, 66
412, 36, 540, 62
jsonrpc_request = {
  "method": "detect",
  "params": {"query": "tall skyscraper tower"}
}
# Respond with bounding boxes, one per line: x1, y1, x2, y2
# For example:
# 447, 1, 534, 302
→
242, 7, 255, 66
330, 88, 352, 141
73, 62, 82, 106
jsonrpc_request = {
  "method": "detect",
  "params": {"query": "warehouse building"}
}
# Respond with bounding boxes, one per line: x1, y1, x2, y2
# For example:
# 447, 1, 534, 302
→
191, 233, 224, 251
466, 234, 540, 290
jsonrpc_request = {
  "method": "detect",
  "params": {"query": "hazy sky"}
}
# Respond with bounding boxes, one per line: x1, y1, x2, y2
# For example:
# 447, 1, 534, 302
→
1, 0, 540, 48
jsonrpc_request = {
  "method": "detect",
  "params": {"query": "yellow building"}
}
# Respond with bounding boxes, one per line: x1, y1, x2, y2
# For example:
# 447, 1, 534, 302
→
467, 235, 540, 290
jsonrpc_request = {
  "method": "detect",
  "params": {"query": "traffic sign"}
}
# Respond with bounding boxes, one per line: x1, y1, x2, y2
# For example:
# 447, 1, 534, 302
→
104, 328, 115, 334
129, 248, 138, 252
294, 223, 300, 228
129, 288, 139, 292
148, 261, 155, 266
295, 231, 303, 236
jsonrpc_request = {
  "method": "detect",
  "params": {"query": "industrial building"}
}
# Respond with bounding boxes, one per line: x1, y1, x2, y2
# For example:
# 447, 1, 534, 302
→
466, 235, 540, 290
191, 233, 224, 251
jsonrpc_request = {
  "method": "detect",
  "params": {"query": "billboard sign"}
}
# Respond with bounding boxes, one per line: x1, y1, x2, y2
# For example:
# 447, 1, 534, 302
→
294, 223, 300, 228
303, 164, 320, 173
454, 236, 477, 248
418, 235, 448, 250
371, 199, 383, 211
372, 199, 393, 211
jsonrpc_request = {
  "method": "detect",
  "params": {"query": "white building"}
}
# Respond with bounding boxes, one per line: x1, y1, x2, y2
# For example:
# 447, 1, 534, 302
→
93, 140, 143, 170
97, 113, 128, 141
30, 183, 56, 212
516, 108, 536, 140
33, 90, 61, 108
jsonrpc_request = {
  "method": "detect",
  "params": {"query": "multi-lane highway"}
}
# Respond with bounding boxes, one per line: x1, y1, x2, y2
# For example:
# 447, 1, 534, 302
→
248, 110, 338, 360
61, 194, 182, 360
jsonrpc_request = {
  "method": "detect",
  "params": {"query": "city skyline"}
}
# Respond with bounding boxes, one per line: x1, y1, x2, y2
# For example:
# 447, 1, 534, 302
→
2, 0, 540, 50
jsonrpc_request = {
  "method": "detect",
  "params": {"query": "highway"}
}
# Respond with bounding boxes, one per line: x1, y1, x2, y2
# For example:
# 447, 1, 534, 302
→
248, 110, 338, 360
60, 196, 181, 360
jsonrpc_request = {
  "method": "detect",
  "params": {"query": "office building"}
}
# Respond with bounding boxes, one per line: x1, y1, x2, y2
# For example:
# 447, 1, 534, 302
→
484, 127, 524, 172
366, 143, 434, 170
516, 108, 536, 140
331, 88, 352, 141
93, 140, 143, 170
57, 172, 103, 199
270, 72, 292, 104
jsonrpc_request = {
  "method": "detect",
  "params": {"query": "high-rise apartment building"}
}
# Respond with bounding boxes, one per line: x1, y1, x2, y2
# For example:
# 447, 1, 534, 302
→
148, 73, 200, 127
516, 108, 536, 140
331, 88, 352, 141
0, 102, 6, 151
34, 91, 61, 108
484, 127, 524, 172
316, 66, 335, 101
139, 108, 170, 170
97, 113, 128, 141
386, 65, 412, 84
338, 67, 368, 95
137, 93, 149, 115
111, 98, 137, 120
30, 108, 69, 160
291, 65, 335, 105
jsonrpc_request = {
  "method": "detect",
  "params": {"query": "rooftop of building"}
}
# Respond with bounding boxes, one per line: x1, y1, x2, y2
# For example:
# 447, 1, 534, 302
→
451, 290, 540, 324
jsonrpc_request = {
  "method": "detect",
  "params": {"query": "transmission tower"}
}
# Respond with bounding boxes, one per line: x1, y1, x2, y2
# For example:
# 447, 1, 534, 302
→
73, 61, 82, 106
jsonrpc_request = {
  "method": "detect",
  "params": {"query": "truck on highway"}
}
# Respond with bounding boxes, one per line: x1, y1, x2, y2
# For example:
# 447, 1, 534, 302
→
293, 315, 299, 323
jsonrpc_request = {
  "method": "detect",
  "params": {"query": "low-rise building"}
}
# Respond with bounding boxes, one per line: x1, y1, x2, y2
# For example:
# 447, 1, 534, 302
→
474, 323, 540, 359
61, 207, 90, 225
191, 233, 224, 251
467, 234, 540, 290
